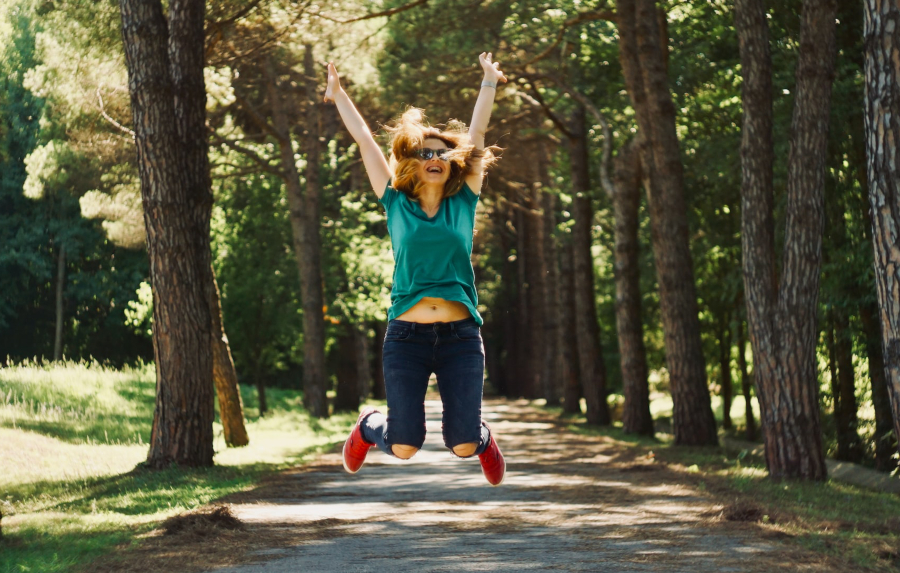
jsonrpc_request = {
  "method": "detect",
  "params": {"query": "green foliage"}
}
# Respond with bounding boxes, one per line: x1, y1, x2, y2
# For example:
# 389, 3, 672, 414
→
123, 281, 153, 338
212, 166, 304, 385
0, 0, 149, 363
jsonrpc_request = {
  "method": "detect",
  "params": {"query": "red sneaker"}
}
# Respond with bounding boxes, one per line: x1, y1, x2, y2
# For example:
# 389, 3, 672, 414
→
342, 407, 378, 474
478, 423, 506, 486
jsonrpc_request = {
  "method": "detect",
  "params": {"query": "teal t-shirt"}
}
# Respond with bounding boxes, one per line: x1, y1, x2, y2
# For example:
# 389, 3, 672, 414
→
378, 181, 483, 325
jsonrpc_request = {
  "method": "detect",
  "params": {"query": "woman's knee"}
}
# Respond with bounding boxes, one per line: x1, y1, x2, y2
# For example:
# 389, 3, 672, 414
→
391, 444, 420, 459
451, 442, 478, 458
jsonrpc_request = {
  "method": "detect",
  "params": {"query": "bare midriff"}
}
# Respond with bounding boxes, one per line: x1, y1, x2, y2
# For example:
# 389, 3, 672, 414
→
394, 297, 472, 323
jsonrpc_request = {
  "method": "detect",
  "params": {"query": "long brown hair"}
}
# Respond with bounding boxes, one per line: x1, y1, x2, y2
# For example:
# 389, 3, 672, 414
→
386, 108, 499, 201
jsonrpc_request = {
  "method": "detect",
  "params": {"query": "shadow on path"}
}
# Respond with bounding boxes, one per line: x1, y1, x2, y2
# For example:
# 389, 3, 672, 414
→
196, 399, 834, 573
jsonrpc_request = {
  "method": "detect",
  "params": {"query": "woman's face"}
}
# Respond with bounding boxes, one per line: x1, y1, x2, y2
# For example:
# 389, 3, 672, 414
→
416, 138, 451, 187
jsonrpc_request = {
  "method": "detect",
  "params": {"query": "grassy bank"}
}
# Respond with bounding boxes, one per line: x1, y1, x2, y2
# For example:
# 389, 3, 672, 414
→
0, 360, 359, 573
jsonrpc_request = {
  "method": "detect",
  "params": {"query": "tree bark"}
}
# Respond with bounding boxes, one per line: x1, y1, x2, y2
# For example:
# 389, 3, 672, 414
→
333, 324, 360, 412
515, 208, 530, 397
569, 105, 610, 426
542, 191, 563, 405
301, 45, 329, 417
372, 321, 387, 400
254, 359, 268, 417
719, 319, 733, 431
560, 239, 582, 414
737, 0, 835, 480
209, 268, 249, 447
618, 0, 716, 444
736, 319, 756, 441
860, 303, 898, 472
863, 0, 900, 469
851, 113, 897, 472
523, 171, 548, 402
265, 56, 328, 418
355, 323, 371, 402
833, 310, 862, 462
120, 0, 215, 468
53, 244, 65, 361
612, 140, 653, 436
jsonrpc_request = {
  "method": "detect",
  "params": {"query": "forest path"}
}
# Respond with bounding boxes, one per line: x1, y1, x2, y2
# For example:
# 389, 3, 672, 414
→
199, 398, 837, 573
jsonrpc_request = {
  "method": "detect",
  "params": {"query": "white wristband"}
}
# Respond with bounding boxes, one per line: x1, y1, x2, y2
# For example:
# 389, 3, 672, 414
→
481, 81, 497, 89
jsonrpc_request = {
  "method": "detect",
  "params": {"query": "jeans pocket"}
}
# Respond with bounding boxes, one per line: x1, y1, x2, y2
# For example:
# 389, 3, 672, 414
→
385, 324, 412, 341
453, 325, 481, 341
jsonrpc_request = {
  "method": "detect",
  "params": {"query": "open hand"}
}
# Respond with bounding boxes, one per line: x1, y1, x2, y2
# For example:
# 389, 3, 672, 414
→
324, 62, 342, 102
479, 52, 507, 84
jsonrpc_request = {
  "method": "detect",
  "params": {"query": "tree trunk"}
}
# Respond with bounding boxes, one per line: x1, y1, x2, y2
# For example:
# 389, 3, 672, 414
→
543, 191, 563, 405
333, 325, 360, 413
618, 0, 716, 444
737, 0, 834, 480
254, 359, 268, 417
569, 106, 610, 426
719, 319, 733, 431
515, 208, 530, 397
524, 175, 547, 402
372, 321, 387, 400
736, 319, 756, 441
827, 319, 840, 448
120, 0, 215, 468
301, 46, 329, 417
209, 268, 249, 447
864, 0, 900, 469
851, 104, 897, 472
860, 303, 898, 472
612, 140, 653, 436
833, 310, 862, 462
560, 239, 582, 414
265, 56, 328, 418
53, 243, 65, 361
355, 323, 371, 402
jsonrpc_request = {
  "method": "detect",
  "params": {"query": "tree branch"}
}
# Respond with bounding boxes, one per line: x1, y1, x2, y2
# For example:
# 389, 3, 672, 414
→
213, 137, 283, 176
207, 0, 314, 67
308, 0, 428, 24
206, 0, 265, 34
525, 72, 615, 198
95, 88, 135, 140
518, 86, 575, 139
522, 9, 617, 68
232, 93, 284, 142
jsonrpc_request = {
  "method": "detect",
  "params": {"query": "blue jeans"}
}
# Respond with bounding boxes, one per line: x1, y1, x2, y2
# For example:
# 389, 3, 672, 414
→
362, 318, 489, 457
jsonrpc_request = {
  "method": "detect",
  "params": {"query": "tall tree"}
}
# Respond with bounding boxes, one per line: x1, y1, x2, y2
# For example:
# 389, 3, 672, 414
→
259, 53, 329, 417
612, 139, 653, 436
737, 0, 836, 479
617, 0, 717, 444
863, 0, 900, 463
569, 105, 611, 426
119, 0, 215, 467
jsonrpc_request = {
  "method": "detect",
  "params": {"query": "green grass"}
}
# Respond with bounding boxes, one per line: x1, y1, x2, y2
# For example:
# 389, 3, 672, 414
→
0, 360, 361, 573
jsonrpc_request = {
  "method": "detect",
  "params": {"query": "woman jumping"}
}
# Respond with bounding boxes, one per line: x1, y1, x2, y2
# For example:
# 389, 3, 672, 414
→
324, 52, 507, 486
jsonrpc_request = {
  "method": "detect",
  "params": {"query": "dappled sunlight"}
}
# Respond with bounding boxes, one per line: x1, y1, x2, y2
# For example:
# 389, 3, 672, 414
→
0, 427, 145, 485
211, 399, 822, 573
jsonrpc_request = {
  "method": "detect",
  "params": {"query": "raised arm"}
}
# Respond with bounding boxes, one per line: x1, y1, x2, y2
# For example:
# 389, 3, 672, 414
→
324, 62, 392, 198
466, 52, 507, 194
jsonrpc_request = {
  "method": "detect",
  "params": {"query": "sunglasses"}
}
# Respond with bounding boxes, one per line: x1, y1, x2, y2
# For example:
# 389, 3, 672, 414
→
416, 147, 450, 161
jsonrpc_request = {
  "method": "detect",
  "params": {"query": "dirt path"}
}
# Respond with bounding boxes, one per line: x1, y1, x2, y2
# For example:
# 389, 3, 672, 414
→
175, 398, 839, 573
